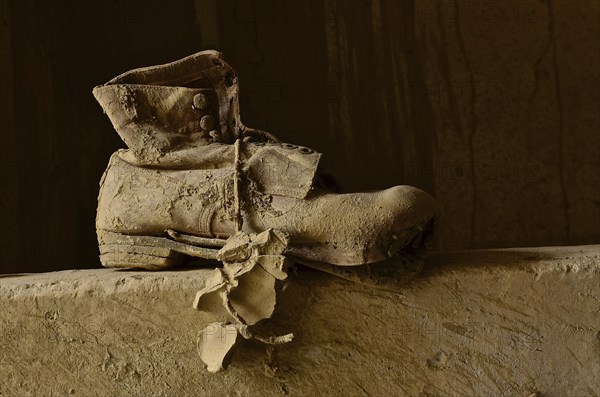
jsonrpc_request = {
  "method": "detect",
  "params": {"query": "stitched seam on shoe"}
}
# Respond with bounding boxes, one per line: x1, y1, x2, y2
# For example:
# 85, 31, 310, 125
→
103, 83, 213, 93
199, 202, 217, 238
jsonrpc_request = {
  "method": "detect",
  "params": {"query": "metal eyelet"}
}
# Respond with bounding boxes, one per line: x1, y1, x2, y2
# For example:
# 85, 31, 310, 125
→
200, 115, 215, 131
224, 73, 235, 87
192, 93, 208, 109
282, 143, 297, 149
299, 147, 314, 154
208, 130, 220, 141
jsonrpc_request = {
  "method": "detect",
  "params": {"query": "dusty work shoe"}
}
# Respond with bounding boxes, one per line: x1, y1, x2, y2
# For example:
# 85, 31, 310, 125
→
93, 50, 437, 269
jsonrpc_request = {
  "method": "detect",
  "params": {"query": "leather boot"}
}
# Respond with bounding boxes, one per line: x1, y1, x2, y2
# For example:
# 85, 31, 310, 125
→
93, 51, 437, 269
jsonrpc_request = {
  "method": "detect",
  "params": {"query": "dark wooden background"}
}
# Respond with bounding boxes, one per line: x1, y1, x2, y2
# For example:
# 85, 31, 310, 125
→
1, 0, 598, 273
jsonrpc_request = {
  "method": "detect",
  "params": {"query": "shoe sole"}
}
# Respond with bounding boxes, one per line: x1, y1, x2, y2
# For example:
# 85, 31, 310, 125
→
98, 230, 221, 270
98, 218, 434, 270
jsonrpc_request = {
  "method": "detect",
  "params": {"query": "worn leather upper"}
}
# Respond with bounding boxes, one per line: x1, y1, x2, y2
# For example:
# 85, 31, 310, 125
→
93, 50, 322, 200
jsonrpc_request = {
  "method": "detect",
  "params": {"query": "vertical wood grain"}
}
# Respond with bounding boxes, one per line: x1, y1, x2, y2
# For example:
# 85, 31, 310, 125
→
0, 0, 17, 273
217, 0, 600, 250
0, 0, 597, 273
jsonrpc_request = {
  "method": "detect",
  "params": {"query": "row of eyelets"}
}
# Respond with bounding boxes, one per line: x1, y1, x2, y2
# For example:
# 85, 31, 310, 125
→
299, 147, 314, 154
192, 92, 220, 140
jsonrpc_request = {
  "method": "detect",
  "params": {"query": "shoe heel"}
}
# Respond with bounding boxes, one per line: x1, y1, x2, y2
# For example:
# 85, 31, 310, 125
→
98, 231, 186, 269
98, 230, 220, 269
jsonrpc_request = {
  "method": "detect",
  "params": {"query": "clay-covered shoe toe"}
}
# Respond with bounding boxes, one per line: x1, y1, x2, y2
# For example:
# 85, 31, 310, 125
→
281, 185, 437, 266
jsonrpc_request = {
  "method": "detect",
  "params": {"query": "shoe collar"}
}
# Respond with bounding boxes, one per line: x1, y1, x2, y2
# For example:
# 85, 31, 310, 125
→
106, 50, 234, 88
96, 50, 243, 143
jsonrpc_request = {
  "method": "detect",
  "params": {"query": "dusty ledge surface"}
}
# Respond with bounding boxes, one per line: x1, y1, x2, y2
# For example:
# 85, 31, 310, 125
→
1, 245, 599, 396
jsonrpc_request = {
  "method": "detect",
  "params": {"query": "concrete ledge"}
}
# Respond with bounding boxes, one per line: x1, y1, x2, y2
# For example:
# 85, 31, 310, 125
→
1, 246, 599, 396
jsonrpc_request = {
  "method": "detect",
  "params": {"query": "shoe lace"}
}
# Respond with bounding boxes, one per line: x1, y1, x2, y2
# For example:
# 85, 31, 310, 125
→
232, 139, 243, 232
239, 128, 280, 143
231, 128, 281, 231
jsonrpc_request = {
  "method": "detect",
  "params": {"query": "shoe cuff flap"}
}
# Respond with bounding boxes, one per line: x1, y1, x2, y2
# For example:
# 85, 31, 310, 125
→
105, 50, 233, 88
243, 142, 322, 199
94, 50, 322, 199
116, 140, 322, 200
92, 51, 242, 157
